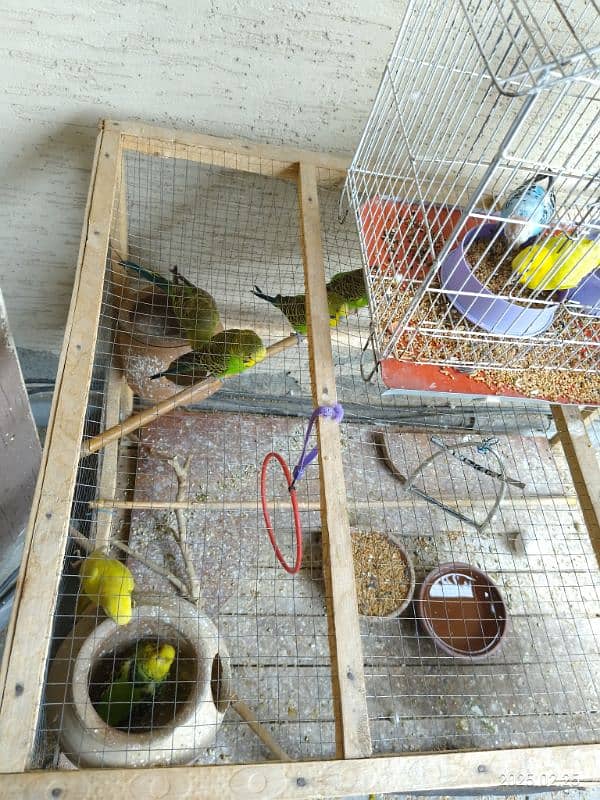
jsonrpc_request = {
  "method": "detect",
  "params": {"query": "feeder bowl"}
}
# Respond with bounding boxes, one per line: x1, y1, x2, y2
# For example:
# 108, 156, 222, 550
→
440, 223, 560, 336
46, 596, 231, 768
567, 267, 600, 318
417, 562, 508, 660
352, 532, 416, 618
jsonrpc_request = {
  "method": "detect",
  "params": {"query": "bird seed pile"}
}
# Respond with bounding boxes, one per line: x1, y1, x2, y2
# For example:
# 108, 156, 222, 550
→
351, 532, 412, 617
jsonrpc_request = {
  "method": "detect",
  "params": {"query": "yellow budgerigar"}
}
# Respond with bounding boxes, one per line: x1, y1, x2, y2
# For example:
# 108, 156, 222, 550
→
79, 550, 135, 625
511, 234, 600, 291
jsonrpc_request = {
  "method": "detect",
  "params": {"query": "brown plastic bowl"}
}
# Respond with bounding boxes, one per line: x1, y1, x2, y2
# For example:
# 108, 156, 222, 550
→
417, 562, 508, 660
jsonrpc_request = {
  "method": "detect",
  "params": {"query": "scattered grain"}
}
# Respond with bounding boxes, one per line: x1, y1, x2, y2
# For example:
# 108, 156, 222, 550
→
372, 218, 599, 404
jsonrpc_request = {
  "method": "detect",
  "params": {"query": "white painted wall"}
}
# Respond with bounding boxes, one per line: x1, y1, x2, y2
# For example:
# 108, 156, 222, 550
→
0, 0, 400, 351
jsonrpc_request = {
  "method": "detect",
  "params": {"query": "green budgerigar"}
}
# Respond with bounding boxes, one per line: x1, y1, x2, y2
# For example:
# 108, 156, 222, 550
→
252, 285, 346, 334
95, 641, 176, 728
152, 328, 267, 384
120, 260, 221, 347
326, 268, 368, 313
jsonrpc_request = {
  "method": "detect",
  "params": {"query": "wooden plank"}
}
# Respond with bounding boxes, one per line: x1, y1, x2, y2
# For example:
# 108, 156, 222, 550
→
0, 290, 41, 585
105, 120, 349, 182
552, 405, 600, 567
0, 123, 122, 772
297, 161, 372, 759
93, 367, 124, 550
89, 494, 578, 511
549, 407, 600, 450
2, 744, 599, 797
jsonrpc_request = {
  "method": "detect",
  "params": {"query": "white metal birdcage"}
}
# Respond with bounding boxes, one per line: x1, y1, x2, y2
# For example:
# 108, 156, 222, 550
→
345, 0, 600, 397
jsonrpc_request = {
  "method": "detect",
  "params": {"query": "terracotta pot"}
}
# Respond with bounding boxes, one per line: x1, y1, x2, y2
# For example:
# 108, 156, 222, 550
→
417, 562, 508, 660
114, 286, 191, 402
46, 596, 230, 768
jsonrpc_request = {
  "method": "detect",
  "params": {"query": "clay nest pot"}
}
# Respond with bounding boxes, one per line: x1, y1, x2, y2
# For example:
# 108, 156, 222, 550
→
46, 595, 231, 768
114, 286, 193, 403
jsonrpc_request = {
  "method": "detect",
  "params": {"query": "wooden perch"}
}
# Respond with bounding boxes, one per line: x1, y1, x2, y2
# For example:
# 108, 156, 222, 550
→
229, 694, 292, 761
88, 494, 576, 511
81, 333, 301, 456
165, 454, 200, 602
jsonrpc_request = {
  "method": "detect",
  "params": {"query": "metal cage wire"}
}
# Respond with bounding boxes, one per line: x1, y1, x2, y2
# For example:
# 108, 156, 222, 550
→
345, 0, 600, 383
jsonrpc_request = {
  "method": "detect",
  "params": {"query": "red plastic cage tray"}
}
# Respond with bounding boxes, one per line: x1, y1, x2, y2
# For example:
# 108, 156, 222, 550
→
359, 196, 481, 279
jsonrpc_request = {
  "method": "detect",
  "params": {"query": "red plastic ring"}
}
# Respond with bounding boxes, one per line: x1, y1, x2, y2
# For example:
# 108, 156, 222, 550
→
260, 451, 303, 575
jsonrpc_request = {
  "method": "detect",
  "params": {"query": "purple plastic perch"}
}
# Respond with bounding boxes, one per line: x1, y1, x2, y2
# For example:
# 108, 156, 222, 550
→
440, 223, 559, 337
567, 268, 600, 318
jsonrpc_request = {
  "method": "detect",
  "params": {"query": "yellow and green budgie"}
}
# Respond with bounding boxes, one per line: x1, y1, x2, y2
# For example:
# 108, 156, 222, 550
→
511, 234, 600, 291
120, 260, 221, 347
252, 286, 346, 334
95, 641, 176, 727
79, 550, 135, 626
152, 328, 267, 384
326, 267, 368, 313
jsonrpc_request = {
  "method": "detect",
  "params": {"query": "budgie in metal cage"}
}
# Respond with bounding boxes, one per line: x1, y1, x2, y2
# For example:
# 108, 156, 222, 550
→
499, 173, 556, 248
512, 233, 600, 291
78, 550, 135, 626
95, 642, 176, 727
252, 281, 349, 334
120, 260, 221, 347
152, 328, 266, 383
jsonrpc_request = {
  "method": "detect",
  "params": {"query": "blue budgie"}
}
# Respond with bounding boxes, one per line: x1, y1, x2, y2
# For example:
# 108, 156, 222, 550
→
500, 173, 556, 248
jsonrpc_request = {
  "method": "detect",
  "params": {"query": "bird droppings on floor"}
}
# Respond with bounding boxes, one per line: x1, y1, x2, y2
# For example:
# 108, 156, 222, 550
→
116, 407, 600, 762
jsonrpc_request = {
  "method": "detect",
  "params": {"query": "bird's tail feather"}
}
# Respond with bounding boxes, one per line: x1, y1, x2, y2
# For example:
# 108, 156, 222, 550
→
120, 260, 170, 292
531, 172, 555, 190
169, 265, 195, 288
252, 285, 278, 304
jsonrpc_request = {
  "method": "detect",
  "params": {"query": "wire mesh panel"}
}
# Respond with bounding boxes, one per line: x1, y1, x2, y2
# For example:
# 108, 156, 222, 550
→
32, 129, 600, 778
41, 145, 338, 769
345, 0, 599, 400
322, 183, 600, 755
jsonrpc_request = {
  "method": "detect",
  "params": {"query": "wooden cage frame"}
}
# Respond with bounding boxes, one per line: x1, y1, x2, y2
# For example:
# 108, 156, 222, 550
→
0, 120, 599, 799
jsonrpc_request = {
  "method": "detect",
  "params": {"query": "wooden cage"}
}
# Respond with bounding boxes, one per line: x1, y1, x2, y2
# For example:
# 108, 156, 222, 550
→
0, 120, 599, 798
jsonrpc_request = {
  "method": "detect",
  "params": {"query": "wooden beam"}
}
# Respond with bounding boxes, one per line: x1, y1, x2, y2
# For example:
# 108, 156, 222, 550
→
297, 161, 372, 759
88, 494, 578, 511
0, 123, 122, 772
552, 405, 600, 566
93, 368, 125, 550
104, 120, 349, 183
549, 407, 600, 450
1, 744, 599, 798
